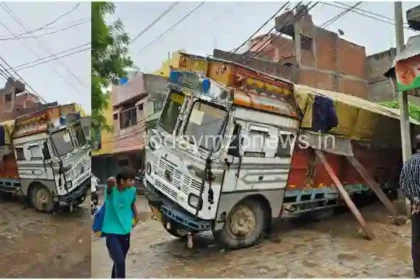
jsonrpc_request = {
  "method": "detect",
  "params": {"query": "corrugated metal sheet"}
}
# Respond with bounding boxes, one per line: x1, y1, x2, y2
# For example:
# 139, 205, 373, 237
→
394, 35, 420, 63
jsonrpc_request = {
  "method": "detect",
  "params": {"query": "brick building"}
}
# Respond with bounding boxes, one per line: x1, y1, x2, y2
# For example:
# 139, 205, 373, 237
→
214, 5, 369, 99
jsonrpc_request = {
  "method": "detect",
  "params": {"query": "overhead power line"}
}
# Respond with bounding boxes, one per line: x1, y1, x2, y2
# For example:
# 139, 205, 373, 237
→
12, 46, 91, 72
320, 1, 362, 28
0, 2, 81, 40
137, 2, 205, 54
0, 55, 47, 103
323, 1, 416, 32
131, 2, 179, 44
1, 3, 87, 93
4, 43, 91, 71
0, 18, 89, 41
232, 2, 291, 54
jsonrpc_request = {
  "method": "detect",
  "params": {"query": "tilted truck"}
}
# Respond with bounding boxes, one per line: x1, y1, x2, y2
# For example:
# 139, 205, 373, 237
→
0, 105, 91, 212
143, 52, 420, 249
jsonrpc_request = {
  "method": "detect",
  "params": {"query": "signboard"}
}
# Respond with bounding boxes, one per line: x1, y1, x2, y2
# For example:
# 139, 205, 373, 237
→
395, 54, 420, 92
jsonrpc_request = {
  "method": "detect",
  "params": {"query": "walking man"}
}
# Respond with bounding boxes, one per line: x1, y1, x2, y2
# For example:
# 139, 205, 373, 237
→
400, 135, 420, 278
102, 168, 139, 278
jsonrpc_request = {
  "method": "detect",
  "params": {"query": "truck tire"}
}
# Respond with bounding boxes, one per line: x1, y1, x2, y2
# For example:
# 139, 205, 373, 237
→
161, 216, 188, 238
30, 184, 58, 213
216, 198, 267, 249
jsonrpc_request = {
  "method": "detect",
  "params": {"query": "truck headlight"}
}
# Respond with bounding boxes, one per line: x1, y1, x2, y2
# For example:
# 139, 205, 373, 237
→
188, 194, 201, 209
65, 181, 72, 189
146, 163, 152, 175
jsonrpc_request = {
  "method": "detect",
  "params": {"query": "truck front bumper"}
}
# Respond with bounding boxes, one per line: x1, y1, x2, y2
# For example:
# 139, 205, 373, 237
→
144, 180, 212, 232
57, 178, 89, 203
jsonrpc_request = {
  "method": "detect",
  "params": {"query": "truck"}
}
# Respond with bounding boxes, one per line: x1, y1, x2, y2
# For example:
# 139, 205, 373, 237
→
0, 105, 91, 212
143, 52, 420, 249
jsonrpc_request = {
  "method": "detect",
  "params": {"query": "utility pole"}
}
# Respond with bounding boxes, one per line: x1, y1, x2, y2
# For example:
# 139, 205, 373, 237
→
394, 1, 412, 216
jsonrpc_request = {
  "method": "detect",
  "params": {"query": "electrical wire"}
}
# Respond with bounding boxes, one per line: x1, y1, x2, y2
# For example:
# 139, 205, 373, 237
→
131, 2, 179, 44
3, 43, 91, 71
137, 2, 205, 55
0, 3, 81, 40
231, 2, 291, 54
320, 1, 362, 28
0, 18, 89, 41
323, 1, 416, 32
1, 3, 88, 92
0, 55, 47, 103
12, 47, 91, 72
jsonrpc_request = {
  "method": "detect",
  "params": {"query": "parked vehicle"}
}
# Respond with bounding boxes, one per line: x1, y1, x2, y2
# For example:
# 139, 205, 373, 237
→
143, 52, 419, 249
0, 105, 91, 213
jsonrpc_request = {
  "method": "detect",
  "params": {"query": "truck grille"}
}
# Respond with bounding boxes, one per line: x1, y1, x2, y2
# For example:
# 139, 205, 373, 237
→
148, 154, 202, 195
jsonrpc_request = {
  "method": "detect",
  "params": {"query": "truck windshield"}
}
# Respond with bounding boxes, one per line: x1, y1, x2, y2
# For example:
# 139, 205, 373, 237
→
184, 101, 227, 151
51, 129, 74, 157
158, 91, 185, 134
73, 123, 87, 147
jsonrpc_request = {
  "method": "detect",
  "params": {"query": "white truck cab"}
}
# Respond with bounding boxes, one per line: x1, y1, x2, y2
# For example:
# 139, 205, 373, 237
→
144, 68, 299, 248
0, 106, 91, 212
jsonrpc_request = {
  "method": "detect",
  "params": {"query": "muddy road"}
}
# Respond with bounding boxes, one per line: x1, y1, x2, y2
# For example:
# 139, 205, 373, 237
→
92, 197, 413, 278
0, 194, 91, 278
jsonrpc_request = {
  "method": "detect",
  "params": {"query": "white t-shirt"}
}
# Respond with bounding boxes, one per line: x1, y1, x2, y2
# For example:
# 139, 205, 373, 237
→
91, 176, 99, 193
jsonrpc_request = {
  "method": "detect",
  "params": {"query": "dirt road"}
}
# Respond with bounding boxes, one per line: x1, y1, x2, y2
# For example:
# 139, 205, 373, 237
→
92, 197, 413, 278
0, 194, 91, 278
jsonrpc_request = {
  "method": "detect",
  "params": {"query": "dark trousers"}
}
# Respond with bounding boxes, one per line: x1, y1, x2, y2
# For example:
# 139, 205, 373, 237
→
413, 212, 420, 278
106, 233, 130, 279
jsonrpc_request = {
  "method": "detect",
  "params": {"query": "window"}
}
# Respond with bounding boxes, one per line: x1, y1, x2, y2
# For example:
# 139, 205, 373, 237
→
120, 107, 137, 129
51, 129, 74, 157
158, 91, 185, 134
28, 145, 43, 160
301, 35, 313, 52
113, 114, 118, 120
5, 94, 12, 102
276, 133, 295, 157
15, 147, 25, 161
184, 101, 227, 151
73, 123, 87, 147
243, 129, 268, 157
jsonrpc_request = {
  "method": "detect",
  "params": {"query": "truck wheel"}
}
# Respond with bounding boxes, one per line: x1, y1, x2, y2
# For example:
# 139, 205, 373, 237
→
216, 198, 267, 249
161, 216, 188, 238
30, 184, 57, 213
73, 195, 86, 206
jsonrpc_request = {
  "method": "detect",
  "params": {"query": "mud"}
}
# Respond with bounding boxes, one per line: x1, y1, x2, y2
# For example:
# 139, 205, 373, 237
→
92, 197, 413, 278
0, 194, 91, 278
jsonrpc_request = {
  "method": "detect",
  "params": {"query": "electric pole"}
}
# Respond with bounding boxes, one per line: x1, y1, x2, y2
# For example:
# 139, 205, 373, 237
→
394, 1, 412, 216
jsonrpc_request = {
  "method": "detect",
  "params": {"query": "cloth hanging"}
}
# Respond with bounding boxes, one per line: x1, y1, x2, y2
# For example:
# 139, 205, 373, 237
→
311, 95, 338, 133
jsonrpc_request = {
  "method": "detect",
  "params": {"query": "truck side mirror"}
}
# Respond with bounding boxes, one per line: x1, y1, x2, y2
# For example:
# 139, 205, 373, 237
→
227, 124, 242, 157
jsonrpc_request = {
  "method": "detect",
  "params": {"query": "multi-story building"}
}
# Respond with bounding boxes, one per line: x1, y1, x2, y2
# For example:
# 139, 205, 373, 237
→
91, 71, 167, 182
214, 4, 369, 99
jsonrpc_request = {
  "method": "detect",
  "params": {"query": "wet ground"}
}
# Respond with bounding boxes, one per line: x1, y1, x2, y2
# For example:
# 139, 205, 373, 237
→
0, 194, 91, 278
92, 196, 413, 278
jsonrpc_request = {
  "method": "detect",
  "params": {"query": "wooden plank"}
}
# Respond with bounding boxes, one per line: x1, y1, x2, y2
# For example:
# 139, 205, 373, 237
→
347, 156, 402, 226
315, 150, 375, 240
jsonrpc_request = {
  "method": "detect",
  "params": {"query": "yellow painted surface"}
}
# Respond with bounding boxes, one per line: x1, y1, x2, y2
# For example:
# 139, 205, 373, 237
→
92, 99, 114, 156
153, 50, 184, 78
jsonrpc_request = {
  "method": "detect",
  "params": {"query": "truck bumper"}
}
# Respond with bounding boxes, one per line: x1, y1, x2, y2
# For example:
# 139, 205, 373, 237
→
144, 180, 212, 232
58, 178, 89, 203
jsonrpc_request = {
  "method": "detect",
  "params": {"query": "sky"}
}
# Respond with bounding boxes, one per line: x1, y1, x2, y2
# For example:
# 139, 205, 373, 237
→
0, 2, 91, 113
110, 1, 420, 74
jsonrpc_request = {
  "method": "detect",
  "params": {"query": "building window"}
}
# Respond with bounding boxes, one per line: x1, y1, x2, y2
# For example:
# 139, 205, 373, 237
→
120, 107, 137, 129
113, 114, 118, 120
301, 35, 313, 52
5, 94, 12, 102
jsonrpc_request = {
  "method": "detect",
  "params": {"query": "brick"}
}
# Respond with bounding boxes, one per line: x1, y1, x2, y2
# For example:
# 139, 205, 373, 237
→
338, 78, 368, 99
314, 28, 337, 72
336, 38, 366, 78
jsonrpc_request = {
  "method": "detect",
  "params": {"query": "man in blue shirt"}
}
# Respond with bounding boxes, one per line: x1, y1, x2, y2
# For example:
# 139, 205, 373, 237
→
400, 135, 420, 278
102, 168, 139, 279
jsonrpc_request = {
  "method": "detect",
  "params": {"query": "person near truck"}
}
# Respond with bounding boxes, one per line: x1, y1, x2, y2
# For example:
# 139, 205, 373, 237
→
102, 168, 139, 279
399, 135, 420, 278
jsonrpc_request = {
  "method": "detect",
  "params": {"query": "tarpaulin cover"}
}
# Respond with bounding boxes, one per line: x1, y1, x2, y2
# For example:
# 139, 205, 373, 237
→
295, 84, 420, 142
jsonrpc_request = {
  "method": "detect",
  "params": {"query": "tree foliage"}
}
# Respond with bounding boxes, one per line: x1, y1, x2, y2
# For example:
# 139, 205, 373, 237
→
91, 2, 132, 135
381, 100, 420, 122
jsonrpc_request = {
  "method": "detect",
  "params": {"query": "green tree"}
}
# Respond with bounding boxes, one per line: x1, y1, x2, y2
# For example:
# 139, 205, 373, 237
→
381, 100, 420, 122
91, 2, 132, 136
